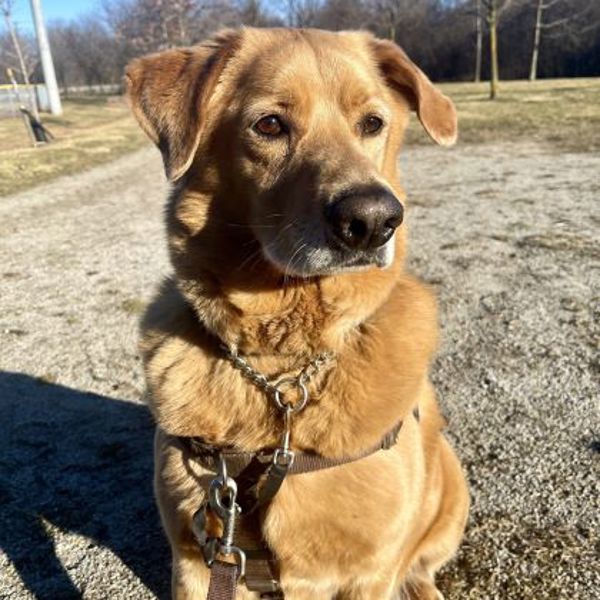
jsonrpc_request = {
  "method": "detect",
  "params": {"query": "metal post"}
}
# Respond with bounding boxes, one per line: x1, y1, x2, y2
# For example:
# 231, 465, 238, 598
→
7, 67, 36, 146
29, 0, 62, 115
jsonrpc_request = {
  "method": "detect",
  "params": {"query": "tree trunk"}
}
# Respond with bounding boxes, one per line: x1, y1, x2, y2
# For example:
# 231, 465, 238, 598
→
529, 0, 544, 81
489, 2, 499, 100
475, 0, 482, 82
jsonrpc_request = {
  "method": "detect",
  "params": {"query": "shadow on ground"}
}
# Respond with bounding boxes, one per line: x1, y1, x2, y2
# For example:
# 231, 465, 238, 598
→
0, 371, 170, 599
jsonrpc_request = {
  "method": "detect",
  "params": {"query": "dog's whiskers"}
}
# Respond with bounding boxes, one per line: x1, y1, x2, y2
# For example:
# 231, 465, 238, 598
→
226, 223, 278, 230
236, 246, 265, 272
235, 219, 300, 277
283, 242, 307, 287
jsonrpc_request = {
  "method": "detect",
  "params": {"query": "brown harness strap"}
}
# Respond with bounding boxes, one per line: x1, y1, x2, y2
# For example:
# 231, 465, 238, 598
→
207, 560, 239, 600
185, 420, 403, 478
182, 420, 404, 599
236, 514, 282, 597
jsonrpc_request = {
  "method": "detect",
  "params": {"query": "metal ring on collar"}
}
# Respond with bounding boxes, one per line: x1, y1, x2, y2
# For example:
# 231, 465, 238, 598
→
273, 377, 309, 413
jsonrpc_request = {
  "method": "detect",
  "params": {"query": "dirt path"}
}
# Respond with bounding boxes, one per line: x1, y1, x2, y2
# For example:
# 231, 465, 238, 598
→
1, 142, 598, 599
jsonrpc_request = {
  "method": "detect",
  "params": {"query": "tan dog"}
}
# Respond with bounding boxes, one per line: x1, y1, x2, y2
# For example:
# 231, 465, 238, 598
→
126, 27, 469, 600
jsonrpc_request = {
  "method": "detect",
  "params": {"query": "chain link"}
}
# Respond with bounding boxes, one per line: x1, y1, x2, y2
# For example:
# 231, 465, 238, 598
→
221, 344, 334, 411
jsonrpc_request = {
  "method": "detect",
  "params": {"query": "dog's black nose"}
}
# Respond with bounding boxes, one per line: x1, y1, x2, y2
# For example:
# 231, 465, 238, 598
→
325, 187, 403, 250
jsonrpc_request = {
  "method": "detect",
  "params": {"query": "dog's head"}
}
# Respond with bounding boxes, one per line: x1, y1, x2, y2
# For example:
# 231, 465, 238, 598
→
126, 28, 455, 279
127, 29, 454, 350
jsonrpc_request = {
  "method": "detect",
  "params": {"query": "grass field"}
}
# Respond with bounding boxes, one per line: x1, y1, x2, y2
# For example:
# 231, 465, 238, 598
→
1, 78, 599, 196
0, 96, 146, 196
405, 77, 600, 150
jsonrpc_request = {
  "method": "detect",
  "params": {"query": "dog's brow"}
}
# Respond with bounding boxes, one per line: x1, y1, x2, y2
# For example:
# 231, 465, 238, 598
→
242, 97, 297, 121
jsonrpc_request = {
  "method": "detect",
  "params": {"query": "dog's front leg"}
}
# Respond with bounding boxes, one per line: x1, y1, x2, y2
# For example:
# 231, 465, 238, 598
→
335, 575, 399, 600
171, 548, 211, 600
280, 577, 338, 600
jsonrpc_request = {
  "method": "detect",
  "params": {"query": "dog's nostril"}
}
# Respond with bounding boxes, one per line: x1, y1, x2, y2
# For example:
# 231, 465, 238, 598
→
349, 218, 367, 240
384, 214, 403, 231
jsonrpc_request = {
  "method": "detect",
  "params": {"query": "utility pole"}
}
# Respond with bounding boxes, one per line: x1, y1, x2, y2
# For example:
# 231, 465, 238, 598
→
30, 0, 62, 115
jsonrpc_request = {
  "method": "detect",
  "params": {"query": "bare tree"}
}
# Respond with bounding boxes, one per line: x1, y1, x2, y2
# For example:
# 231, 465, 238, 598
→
64, 18, 119, 86
372, 0, 430, 43
374, 0, 400, 41
4, 0, 598, 91
480, 0, 517, 99
104, 0, 202, 57
1, 0, 39, 117
235, 0, 281, 26
286, 0, 322, 27
313, 0, 368, 31
47, 23, 75, 91
475, 0, 482, 81
237, 0, 262, 25
529, 0, 596, 80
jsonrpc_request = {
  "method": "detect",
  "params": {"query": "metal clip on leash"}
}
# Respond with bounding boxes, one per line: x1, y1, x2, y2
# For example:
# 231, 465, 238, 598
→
209, 456, 246, 576
193, 456, 246, 600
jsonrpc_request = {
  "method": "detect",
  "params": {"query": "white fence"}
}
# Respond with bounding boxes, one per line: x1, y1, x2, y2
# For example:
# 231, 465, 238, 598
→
61, 84, 121, 95
0, 83, 122, 117
0, 84, 50, 117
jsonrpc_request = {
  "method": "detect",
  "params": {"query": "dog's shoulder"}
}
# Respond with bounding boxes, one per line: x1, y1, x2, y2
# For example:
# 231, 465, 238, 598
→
375, 274, 439, 352
138, 278, 195, 355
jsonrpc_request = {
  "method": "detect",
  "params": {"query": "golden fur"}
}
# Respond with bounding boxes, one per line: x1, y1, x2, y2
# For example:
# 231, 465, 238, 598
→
126, 27, 469, 599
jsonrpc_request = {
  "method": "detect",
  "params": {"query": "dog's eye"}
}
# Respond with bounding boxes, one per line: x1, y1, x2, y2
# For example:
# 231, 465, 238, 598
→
361, 115, 384, 136
254, 115, 285, 137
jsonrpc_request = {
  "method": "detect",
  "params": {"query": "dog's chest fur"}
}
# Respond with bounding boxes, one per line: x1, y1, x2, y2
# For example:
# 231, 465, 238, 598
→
141, 275, 438, 456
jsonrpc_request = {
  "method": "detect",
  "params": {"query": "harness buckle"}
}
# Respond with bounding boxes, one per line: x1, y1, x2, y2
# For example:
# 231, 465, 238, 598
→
272, 447, 295, 467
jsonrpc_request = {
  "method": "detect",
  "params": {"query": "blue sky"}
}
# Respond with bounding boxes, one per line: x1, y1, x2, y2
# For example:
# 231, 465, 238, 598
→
8, 0, 100, 32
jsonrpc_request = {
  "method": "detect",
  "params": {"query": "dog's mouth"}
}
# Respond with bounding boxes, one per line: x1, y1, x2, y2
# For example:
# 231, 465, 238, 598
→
259, 230, 396, 278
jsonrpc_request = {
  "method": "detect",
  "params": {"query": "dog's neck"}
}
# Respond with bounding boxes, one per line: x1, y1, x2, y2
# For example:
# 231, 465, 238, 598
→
177, 258, 402, 359
178, 275, 327, 356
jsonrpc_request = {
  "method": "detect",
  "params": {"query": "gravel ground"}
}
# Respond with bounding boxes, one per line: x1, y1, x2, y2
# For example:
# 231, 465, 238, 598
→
1, 141, 598, 599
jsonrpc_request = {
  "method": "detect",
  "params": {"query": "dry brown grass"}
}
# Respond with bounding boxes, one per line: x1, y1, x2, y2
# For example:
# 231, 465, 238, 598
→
405, 77, 600, 152
1, 78, 598, 197
0, 96, 147, 196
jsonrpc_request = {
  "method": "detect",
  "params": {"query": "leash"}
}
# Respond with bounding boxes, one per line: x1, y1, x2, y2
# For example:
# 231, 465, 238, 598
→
181, 345, 410, 600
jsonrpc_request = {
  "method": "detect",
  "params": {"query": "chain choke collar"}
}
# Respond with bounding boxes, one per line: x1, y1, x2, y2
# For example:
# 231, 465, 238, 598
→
220, 344, 335, 414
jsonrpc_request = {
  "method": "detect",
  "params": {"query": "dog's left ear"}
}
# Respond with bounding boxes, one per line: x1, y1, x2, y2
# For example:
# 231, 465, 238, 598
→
125, 30, 241, 181
371, 38, 457, 146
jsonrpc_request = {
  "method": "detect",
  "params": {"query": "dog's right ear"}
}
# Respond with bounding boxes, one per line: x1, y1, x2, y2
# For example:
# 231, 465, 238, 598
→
125, 30, 240, 181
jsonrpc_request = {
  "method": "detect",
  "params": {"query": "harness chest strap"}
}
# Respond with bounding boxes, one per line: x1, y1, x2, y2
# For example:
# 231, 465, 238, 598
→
177, 341, 420, 599
183, 419, 403, 477
178, 417, 411, 600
